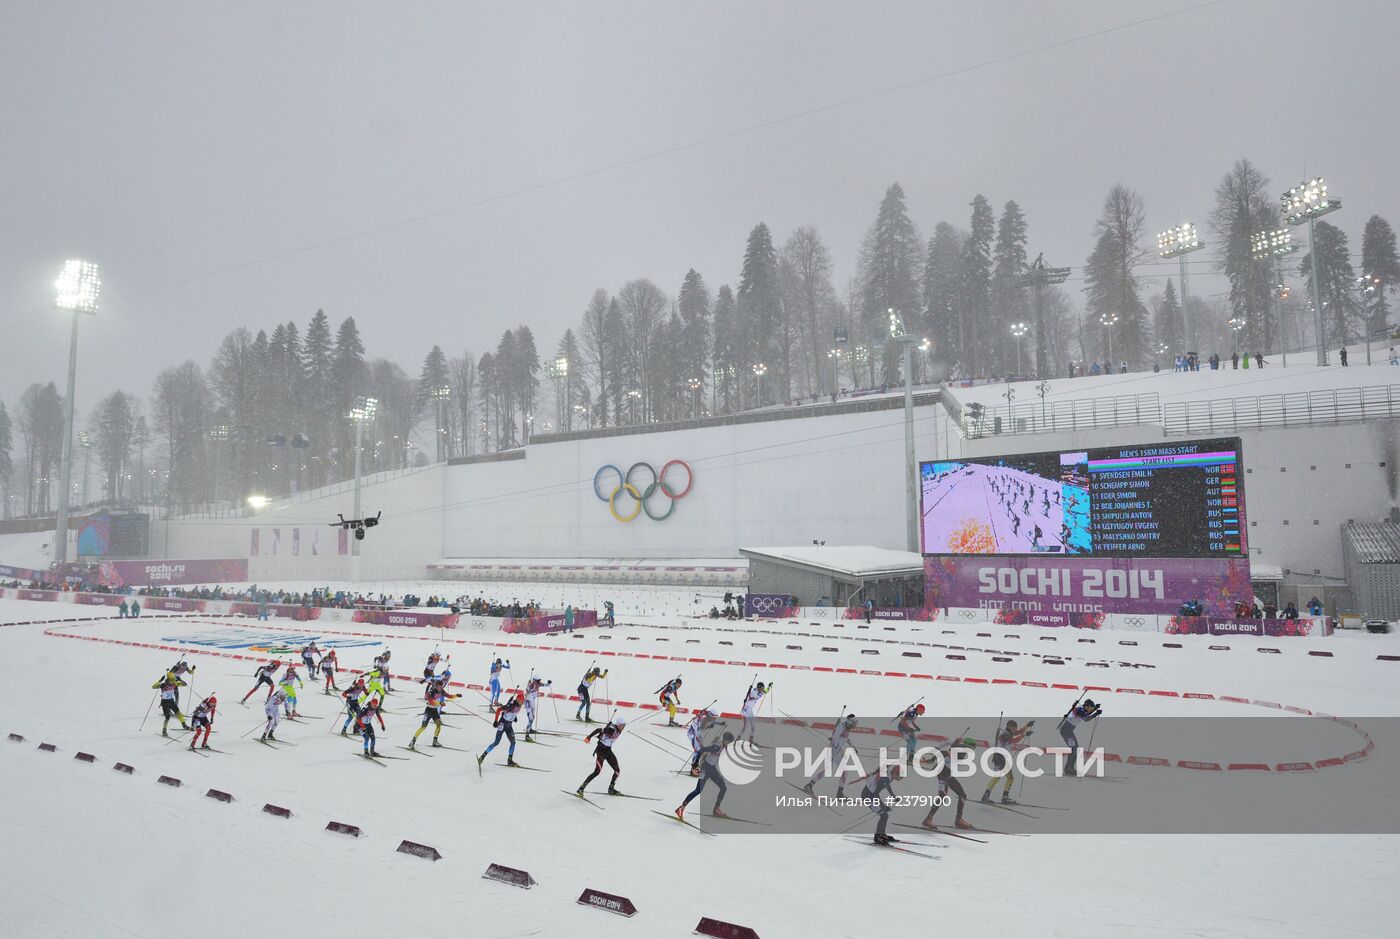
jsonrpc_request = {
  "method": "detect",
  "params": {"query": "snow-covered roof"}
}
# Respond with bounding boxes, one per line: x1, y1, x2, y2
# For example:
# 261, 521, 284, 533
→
740, 545, 924, 578
949, 358, 1399, 414
1345, 523, 1400, 564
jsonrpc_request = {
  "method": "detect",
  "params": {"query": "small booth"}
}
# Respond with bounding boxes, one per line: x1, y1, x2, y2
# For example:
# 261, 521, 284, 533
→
739, 546, 924, 609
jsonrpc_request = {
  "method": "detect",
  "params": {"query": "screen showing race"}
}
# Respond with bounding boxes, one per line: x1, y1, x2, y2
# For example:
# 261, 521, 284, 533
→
919, 437, 1245, 558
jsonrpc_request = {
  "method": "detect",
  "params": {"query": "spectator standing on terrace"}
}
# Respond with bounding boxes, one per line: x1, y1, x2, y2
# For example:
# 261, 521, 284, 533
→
1242, 352, 1251, 369
1340, 348, 1349, 366
1307, 596, 1324, 616
1256, 350, 1266, 367
1231, 351, 1239, 369
1389, 347, 1398, 365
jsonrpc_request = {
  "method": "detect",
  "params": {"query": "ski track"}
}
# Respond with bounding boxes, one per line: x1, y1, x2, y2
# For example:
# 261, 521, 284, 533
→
3, 592, 1398, 938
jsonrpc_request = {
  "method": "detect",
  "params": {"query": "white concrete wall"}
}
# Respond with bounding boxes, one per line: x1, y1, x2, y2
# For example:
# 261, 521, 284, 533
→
442, 405, 939, 559
152, 465, 445, 582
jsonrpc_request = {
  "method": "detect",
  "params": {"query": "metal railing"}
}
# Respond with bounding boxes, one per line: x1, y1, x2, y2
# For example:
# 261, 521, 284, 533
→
1162, 384, 1400, 435
945, 388, 1163, 439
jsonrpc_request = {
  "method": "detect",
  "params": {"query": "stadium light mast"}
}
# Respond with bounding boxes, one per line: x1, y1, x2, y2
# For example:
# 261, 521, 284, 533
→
348, 395, 378, 581
1282, 178, 1341, 365
888, 308, 918, 553
430, 384, 451, 459
1100, 312, 1120, 365
1251, 228, 1296, 367
1158, 223, 1204, 353
1016, 253, 1070, 379
52, 259, 101, 567
1009, 322, 1029, 376
1356, 274, 1383, 366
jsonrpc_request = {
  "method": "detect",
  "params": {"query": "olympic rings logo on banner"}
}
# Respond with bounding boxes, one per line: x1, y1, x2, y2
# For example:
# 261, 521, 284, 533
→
593, 460, 693, 522
748, 596, 788, 614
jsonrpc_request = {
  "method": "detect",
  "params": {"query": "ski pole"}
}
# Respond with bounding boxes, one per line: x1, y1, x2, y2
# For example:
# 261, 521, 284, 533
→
776, 706, 829, 743
892, 697, 924, 721
241, 717, 268, 738
137, 691, 158, 732
1062, 689, 1086, 721
1084, 710, 1101, 772
328, 700, 348, 733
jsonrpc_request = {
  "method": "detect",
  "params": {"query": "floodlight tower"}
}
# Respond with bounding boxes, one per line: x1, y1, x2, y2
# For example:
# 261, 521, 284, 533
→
1016, 253, 1070, 379
1158, 223, 1205, 352
430, 384, 451, 459
1282, 178, 1341, 365
1251, 228, 1297, 367
1010, 322, 1029, 376
1100, 312, 1120, 364
888, 308, 918, 553
52, 259, 101, 566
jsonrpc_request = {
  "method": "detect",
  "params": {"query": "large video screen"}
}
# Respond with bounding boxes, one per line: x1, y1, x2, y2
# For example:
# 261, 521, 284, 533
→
920, 437, 1245, 559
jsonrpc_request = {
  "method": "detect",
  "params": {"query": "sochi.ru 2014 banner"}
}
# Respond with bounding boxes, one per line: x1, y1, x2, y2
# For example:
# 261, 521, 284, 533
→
925, 555, 1253, 619
99, 558, 250, 588
500, 609, 599, 634
351, 609, 461, 629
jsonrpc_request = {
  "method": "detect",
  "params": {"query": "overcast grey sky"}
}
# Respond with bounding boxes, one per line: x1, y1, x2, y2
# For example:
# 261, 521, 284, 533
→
2, 0, 1397, 410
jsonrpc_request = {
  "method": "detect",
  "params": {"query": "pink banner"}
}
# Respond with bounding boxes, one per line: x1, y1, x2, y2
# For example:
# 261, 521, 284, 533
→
352, 609, 460, 629
99, 558, 249, 588
141, 596, 210, 613
843, 606, 935, 621
1165, 616, 1320, 637
500, 609, 598, 634
925, 555, 1253, 618
74, 592, 125, 606
16, 588, 58, 602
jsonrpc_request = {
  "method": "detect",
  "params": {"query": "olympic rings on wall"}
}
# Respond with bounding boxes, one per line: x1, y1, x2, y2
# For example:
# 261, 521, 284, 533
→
594, 460, 693, 522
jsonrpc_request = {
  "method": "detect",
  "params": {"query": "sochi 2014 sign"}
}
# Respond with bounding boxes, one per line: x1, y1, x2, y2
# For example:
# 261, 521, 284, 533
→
593, 460, 693, 522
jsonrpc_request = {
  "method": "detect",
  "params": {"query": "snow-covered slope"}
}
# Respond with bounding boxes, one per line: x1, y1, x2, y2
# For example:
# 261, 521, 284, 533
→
3, 591, 1397, 938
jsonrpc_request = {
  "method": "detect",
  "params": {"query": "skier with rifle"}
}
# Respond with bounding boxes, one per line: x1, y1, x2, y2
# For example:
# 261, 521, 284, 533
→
656, 676, 683, 726
1058, 697, 1101, 775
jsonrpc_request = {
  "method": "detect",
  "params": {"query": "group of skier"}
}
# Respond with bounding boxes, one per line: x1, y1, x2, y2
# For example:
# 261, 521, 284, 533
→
143, 640, 1102, 849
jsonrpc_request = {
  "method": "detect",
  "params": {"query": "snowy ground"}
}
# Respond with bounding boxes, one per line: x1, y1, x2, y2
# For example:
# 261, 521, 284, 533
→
4, 584, 1399, 938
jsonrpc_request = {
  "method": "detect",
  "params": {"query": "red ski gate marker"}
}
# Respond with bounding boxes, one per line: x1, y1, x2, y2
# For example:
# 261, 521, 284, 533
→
483, 863, 537, 889
326, 821, 362, 838
695, 916, 761, 938
262, 803, 291, 819
37, 742, 57, 753
7, 733, 23, 743
157, 775, 181, 788
113, 762, 134, 775
206, 789, 234, 803
74, 752, 96, 763
578, 888, 637, 917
